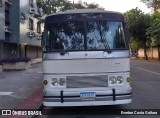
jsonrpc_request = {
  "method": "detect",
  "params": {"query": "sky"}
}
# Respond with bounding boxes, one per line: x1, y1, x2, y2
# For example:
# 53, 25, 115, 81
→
71, 0, 151, 13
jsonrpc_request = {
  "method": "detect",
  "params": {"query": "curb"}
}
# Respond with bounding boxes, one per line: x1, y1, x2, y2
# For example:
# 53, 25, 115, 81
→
4, 86, 44, 118
31, 104, 44, 118
131, 58, 160, 64
14, 86, 43, 110
0, 65, 2, 72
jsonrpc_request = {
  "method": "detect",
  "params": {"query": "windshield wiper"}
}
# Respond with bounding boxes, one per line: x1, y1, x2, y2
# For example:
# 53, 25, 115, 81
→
60, 45, 73, 56
60, 49, 68, 56
99, 30, 111, 54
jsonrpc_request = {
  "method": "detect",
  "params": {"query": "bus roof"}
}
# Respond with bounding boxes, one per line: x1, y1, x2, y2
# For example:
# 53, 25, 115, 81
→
45, 9, 123, 18
45, 9, 125, 24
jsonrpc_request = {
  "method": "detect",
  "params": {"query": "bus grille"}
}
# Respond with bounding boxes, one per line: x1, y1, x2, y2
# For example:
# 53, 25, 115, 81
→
66, 75, 108, 88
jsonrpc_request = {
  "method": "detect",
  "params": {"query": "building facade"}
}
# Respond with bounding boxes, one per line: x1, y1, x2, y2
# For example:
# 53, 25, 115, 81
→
0, 0, 42, 58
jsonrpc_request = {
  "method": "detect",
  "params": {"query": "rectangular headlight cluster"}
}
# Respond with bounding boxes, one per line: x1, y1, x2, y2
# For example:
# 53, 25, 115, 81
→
51, 78, 66, 87
108, 76, 124, 86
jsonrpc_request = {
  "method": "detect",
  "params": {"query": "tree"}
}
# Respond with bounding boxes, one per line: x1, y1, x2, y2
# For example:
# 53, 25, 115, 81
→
124, 8, 151, 60
36, 0, 73, 14
146, 12, 160, 46
75, 1, 99, 9
36, 0, 99, 15
141, 0, 160, 11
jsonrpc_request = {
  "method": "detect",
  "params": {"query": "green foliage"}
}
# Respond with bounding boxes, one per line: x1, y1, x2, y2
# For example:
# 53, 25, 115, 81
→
141, 0, 160, 11
146, 12, 160, 46
36, 0, 99, 15
36, 0, 73, 14
36, 0, 100, 23
76, 1, 99, 9
124, 8, 151, 60
124, 8, 151, 48
129, 38, 141, 50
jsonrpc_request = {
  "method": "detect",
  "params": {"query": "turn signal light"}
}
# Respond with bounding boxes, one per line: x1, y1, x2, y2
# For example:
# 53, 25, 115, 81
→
43, 80, 48, 85
126, 77, 132, 83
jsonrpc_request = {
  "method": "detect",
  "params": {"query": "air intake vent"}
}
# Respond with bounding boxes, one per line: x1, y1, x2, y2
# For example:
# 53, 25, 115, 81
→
5, 26, 12, 33
5, 0, 12, 5
37, 34, 42, 40
67, 75, 108, 88
29, 8, 35, 14
29, 32, 35, 37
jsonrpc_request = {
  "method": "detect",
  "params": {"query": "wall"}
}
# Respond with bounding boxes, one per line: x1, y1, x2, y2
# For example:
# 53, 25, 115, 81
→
38, 47, 42, 58
19, 0, 42, 59
0, 42, 3, 57
2, 42, 19, 57
26, 45, 38, 58
0, 0, 5, 40
138, 48, 144, 58
0, 0, 19, 57
19, 45, 42, 58
19, 44, 26, 57
9, 0, 20, 43
19, 0, 41, 46
138, 47, 159, 59
0, 0, 42, 59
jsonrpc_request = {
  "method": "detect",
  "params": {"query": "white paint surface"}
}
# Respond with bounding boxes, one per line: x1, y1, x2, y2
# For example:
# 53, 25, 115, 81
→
0, 92, 13, 95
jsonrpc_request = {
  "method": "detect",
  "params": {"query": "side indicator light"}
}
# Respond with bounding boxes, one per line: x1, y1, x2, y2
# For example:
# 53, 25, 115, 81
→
127, 77, 132, 82
43, 80, 48, 85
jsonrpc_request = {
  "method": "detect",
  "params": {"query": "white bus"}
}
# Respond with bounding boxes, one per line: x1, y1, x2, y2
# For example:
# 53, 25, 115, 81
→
42, 9, 132, 107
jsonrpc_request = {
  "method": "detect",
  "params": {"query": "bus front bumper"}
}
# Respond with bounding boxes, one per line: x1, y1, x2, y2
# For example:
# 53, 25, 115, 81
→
43, 88, 132, 107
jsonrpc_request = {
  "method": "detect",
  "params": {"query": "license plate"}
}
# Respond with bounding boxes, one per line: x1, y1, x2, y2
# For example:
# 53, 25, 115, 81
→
80, 92, 96, 100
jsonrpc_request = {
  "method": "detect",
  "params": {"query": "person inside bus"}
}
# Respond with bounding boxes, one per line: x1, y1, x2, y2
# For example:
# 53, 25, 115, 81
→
54, 37, 64, 50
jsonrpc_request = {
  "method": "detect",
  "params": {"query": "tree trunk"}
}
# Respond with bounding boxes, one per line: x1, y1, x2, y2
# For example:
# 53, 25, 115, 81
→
158, 45, 160, 60
144, 46, 148, 60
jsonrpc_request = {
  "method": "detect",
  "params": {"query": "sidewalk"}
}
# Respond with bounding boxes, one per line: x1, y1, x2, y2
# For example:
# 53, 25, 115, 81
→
131, 58, 160, 64
0, 63, 43, 117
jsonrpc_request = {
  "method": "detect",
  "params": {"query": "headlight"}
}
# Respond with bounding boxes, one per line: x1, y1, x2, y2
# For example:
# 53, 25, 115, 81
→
117, 76, 123, 84
59, 78, 66, 86
51, 78, 58, 86
109, 76, 124, 86
109, 76, 116, 84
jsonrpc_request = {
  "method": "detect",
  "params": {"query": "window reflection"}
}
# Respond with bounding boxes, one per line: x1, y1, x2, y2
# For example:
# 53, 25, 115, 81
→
44, 20, 127, 52
86, 21, 126, 50
45, 21, 85, 51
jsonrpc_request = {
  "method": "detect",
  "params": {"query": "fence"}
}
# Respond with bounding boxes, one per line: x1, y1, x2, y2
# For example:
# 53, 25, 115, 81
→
138, 46, 159, 60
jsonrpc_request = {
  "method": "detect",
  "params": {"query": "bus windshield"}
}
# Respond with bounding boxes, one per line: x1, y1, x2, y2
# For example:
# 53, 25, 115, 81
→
44, 20, 128, 52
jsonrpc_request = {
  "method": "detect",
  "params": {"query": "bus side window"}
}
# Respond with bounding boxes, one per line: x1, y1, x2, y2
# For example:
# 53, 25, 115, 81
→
41, 32, 44, 47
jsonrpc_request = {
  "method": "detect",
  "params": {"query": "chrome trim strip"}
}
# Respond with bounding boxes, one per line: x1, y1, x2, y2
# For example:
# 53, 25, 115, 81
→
43, 50, 130, 60
43, 95, 132, 102
43, 57, 130, 61
43, 88, 132, 97
43, 71, 130, 75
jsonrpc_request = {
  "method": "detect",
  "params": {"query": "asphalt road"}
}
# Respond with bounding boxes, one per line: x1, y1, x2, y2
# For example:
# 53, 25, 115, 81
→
39, 59, 160, 118
0, 63, 43, 109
